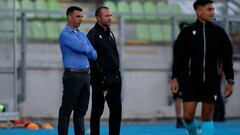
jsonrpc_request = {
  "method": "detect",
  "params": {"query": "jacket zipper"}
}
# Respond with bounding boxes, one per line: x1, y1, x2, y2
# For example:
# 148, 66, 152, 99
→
189, 58, 191, 75
203, 24, 206, 82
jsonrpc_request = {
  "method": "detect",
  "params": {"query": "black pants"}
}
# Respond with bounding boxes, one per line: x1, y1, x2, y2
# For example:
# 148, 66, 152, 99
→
213, 89, 225, 121
58, 72, 90, 135
90, 74, 122, 135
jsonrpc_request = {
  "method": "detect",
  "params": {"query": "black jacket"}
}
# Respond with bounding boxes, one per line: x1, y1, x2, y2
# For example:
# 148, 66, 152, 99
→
87, 23, 120, 79
172, 19, 234, 84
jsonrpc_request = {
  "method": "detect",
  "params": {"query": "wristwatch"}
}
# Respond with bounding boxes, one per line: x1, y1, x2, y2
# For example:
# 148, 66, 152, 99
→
227, 79, 235, 85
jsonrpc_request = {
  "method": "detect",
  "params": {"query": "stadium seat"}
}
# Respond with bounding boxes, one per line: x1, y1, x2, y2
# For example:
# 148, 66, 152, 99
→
79, 23, 89, 34
169, 3, 182, 14
103, 1, 117, 13
59, 22, 66, 32
162, 24, 172, 42
0, 0, 7, 9
1, 20, 14, 34
13, 1, 21, 19
149, 24, 163, 42
168, 3, 185, 22
6, 0, 20, 9
117, 1, 131, 20
48, 0, 65, 19
0, 19, 14, 42
125, 24, 137, 39
143, 1, 157, 20
16, 21, 21, 39
130, 1, 144, 20
16, 0, 20, 9
46, 21, 60, 41
31, 21, 46, 41
59, 22, 89, 36
0, 0, 9, 18
136, 24, 150, 41
26, 22, 33, 40
156, 1, 169, 21
35, 0, 48, 19
20, 0, 35, 18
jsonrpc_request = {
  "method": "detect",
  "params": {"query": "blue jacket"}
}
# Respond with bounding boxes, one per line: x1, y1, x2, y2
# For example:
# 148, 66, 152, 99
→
59, 25, 97, 69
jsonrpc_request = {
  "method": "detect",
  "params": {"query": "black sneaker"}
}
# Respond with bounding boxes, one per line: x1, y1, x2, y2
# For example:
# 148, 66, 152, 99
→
214, 116, 226, 122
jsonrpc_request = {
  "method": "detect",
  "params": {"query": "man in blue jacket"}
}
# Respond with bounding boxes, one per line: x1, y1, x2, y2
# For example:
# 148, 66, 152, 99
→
58, 6, 97, 135
171, 0, 234, 135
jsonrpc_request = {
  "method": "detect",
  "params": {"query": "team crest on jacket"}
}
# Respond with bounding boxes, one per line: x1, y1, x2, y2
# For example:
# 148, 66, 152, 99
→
192, 30, 196, 35
214, 95, 217, 101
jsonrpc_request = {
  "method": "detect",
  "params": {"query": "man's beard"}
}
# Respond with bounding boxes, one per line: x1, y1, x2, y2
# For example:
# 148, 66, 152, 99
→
103, 21, 111, 27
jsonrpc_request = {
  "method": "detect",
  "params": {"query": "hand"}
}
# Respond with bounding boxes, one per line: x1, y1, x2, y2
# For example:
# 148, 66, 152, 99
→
224, 83, 233, 98
171, 78, 179, 94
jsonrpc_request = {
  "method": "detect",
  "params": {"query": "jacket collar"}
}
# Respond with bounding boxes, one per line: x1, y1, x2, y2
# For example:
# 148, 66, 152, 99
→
95, 23, 111, 33
65, 25, 80, 33
195, 19, 213, 27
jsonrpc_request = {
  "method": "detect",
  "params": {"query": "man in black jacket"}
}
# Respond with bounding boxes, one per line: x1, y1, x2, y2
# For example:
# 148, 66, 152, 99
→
87, 6, 122, 135
171, 0, 234, 135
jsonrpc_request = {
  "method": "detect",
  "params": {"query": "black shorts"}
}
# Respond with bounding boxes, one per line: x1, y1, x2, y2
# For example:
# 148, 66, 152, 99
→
173, 90, 182, 99
182, 81, 220, 103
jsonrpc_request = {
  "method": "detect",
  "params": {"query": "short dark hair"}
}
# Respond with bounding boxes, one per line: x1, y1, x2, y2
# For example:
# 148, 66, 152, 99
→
66, 6, 82, 16
95, 6, 109, 17
193, 0, 214, 10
